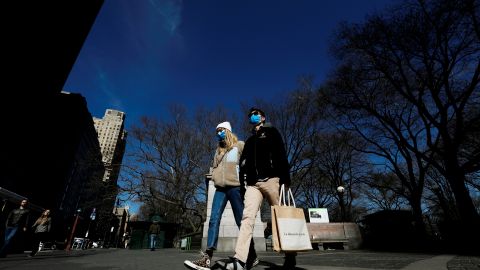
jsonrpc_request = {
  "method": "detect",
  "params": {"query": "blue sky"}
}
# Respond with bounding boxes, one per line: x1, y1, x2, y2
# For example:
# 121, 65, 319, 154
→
64, 0, 393, 213
65, 0, 392, 123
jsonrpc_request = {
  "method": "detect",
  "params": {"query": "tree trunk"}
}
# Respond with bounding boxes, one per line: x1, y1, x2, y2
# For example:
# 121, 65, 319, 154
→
410, 197, 427, 238
444, 157, 479, 225
444, 157, 480, 251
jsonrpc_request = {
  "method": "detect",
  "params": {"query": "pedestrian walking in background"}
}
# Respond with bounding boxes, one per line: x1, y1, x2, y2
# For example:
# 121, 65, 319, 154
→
0, 199, 30, 258
29, 209, 52, 257
184, 121, 258, 270
148, 221, 161, 251
223, 107, 296, 270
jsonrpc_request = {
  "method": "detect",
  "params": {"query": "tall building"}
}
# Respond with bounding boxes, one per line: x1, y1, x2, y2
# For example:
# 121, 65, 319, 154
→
92, 110, 127, 243
93, 109, 127, 183
1, 92, 104, 242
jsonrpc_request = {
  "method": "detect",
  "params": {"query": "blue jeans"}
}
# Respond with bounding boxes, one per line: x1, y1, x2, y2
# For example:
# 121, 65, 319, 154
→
207, 186, 244, 249
0, 226, 18, 256
149, 234, 156, 249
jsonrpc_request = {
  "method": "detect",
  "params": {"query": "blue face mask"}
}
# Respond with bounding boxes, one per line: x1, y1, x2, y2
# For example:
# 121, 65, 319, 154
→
216, 130, 226, 141
249, 114, 262, 125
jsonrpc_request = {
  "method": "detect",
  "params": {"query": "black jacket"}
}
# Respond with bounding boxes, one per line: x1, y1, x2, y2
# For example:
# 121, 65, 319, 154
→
6, 208, 30, 228
239, 124, 291, 187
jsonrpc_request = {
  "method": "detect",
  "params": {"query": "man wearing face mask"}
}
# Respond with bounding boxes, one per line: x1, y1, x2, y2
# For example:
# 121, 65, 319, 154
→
184, 121, 258, 270
223, 108, 295, 270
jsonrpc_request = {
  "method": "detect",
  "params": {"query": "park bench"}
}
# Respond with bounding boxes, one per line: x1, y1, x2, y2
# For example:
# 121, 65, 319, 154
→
306, 223, 349, 250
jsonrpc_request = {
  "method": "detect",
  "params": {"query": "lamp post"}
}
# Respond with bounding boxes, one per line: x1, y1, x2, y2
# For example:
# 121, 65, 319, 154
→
85, 208, 96, 239
65, 208, 82, 251
337, 186, 346, 222
337, 186, 348, 249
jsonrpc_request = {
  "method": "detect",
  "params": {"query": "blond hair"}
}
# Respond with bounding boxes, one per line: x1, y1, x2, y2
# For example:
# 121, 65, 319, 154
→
217, 129, 238, 155
35, 209, 51, 225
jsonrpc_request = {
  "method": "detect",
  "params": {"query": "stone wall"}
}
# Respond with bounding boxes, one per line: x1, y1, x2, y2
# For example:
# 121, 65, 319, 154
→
201, 181, 266, 252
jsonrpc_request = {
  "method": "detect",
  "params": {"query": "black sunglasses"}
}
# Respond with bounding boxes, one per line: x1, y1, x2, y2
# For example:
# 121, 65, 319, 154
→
248, 111, 260, 117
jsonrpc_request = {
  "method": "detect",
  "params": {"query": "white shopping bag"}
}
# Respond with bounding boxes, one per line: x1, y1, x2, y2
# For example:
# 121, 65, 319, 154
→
271, 184, 312, 252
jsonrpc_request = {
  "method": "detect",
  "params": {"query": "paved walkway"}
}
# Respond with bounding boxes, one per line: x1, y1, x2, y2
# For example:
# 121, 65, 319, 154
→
0, 248, 478, 270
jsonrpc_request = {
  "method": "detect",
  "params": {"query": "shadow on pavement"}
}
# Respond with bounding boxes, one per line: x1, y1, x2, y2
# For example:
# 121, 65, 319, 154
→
211, 258, 307, 270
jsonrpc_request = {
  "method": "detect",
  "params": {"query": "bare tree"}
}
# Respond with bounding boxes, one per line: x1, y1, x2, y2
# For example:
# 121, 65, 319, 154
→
311, 131, 368, 222
361, 172, 410, 212
327, 0, 480, 235
296, 167, 333, 209
119, 105, 227, 234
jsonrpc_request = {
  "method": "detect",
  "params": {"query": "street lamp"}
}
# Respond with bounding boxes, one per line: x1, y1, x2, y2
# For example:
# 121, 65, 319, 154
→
337, 186, 346, 222
336, 186, 348, 249
85, 208, 96, 238
65, 208, 82, 251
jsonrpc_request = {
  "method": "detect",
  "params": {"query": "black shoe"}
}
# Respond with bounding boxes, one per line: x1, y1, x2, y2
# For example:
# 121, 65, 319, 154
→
224, 257, 246, 270
245, 256, 259, 270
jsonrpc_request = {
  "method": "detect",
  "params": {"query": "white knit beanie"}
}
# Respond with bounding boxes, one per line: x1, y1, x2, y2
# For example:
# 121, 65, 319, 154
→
216, 121, 232, 132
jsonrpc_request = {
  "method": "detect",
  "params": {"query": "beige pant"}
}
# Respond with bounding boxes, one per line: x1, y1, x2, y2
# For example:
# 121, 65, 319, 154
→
234, 177, 280, 263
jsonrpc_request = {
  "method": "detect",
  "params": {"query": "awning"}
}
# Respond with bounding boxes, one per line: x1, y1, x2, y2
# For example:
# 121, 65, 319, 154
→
0, 187, 45, 212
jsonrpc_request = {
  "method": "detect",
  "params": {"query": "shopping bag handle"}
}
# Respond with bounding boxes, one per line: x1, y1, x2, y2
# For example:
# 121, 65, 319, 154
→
279, 184, 296, 207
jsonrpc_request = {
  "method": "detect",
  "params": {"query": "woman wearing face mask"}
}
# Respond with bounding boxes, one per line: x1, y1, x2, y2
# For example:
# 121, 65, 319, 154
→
184, 122, 258, 270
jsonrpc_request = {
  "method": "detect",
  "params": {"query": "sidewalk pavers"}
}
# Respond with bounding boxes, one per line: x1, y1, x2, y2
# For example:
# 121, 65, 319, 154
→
0, 248, 477, 270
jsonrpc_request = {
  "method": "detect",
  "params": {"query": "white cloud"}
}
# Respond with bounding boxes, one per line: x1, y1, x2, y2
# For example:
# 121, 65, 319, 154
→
97, 68, 124, 110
